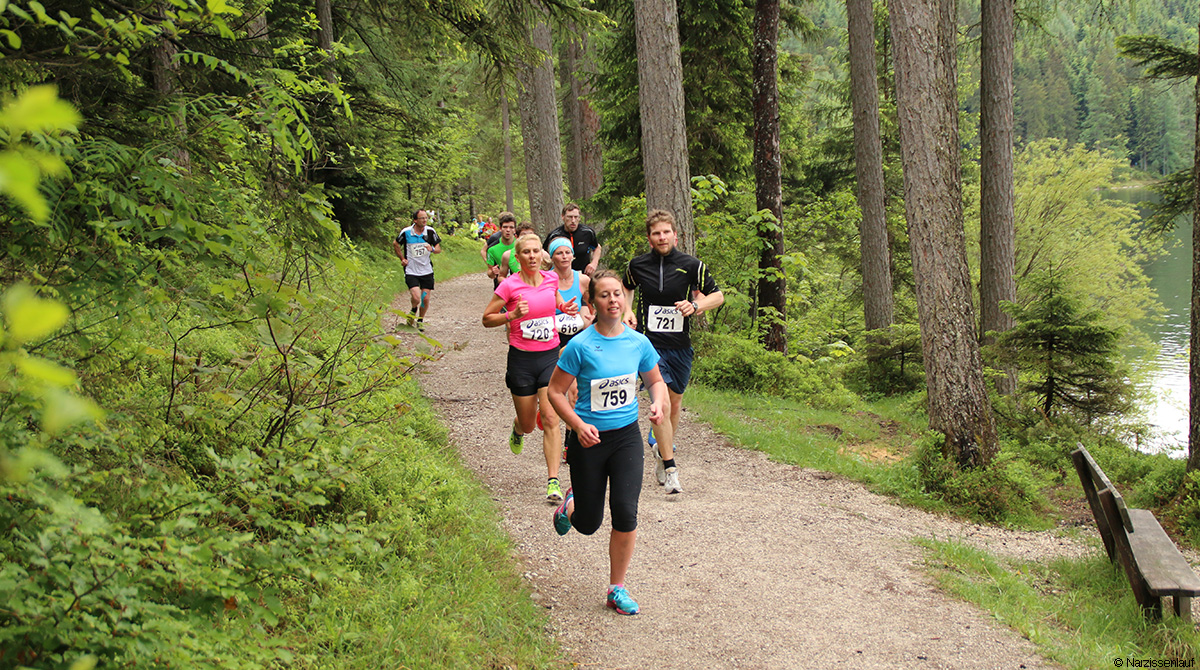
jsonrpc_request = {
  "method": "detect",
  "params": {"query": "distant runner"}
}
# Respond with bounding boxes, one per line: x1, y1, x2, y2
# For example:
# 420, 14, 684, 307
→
544, 203, 601, 275
483, 214, 517, 289
393, 208, 442, 331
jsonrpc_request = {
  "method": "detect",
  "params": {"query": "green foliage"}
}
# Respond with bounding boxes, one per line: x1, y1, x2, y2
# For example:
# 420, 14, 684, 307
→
919, 539, 1200, 668
692, 332, 857, 410
1007, 140, 1160, 333
914, 435, 1053, 525
845, 323, 925, 396
993, 273, 1134, 425
1165, 471, 1200, 547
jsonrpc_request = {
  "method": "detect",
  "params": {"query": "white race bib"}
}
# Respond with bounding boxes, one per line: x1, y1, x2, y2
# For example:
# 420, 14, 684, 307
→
519, 315, 555, 342
590, 373, 637, 412
555, 313, 585, 336
648, 305, 683, 333
411, 244, 428, 258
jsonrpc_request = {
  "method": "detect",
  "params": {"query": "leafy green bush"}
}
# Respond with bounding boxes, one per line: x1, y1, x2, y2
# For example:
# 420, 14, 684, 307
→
692, 332, 857, 410
915, 434, 1053, 524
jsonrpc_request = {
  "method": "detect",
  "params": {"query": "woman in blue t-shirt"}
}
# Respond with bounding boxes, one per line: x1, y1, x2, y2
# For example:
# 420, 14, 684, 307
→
547, 270, 668, 616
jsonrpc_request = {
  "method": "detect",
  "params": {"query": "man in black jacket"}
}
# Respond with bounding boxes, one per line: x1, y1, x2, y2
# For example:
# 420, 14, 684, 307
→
621, 209, 724, 494
543, 203, 601, 275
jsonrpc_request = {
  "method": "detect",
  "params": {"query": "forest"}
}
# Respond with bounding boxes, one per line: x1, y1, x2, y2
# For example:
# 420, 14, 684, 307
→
0, 0, 1197, 666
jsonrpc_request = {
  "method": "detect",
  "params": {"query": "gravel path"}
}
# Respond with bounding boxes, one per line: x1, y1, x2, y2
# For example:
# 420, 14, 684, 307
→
395, 272, 1093, 670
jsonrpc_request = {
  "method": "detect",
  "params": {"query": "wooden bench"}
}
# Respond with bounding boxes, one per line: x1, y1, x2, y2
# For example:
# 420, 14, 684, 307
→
1071, 445, 1200, 620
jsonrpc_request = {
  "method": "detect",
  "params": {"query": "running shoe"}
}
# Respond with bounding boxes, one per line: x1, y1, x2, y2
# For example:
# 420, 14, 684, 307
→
553, 487, 574, 536
655, 457, 667, 486
663, 466, 682, 494
606, 585, 640, 615
648, 428, 656, 447
509, 429, 524, 455
536, 410, 543, 431
546, 478, 563, 502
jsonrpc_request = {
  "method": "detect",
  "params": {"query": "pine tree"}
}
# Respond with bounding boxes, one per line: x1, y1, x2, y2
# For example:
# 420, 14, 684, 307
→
994, 275, 1132, 423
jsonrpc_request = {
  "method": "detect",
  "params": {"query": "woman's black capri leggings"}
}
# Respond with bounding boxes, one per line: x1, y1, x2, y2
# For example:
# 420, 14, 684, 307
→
565, 421, 644, 534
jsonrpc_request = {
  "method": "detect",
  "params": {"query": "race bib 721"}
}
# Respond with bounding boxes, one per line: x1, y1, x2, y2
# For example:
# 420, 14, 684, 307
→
648, 305, 683, 333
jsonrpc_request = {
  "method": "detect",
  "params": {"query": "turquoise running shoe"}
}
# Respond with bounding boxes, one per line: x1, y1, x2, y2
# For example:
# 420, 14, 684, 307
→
648, 427, 656, 447
606, 585, 639, 615
553, 487, 574, 536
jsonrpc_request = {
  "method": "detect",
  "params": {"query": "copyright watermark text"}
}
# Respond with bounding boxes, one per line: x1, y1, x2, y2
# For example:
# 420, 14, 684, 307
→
1115, 659, 1196, 668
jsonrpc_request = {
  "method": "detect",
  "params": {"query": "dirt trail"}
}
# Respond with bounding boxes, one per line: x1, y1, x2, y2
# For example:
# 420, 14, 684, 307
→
395, 272, 1092, 670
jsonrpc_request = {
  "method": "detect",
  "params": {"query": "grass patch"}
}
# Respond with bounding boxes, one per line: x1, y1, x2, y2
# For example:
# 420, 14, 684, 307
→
685, 384, 939, 504
917, 538, 1200, 668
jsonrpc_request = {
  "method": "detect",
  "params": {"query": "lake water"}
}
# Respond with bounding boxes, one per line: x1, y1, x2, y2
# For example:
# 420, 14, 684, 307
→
1116, 188, 1190, 455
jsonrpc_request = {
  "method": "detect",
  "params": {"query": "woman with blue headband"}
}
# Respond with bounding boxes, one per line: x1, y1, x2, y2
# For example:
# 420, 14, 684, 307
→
549, 237, 592, 349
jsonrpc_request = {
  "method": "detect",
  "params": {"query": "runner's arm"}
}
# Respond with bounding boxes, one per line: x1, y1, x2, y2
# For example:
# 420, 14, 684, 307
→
586, 244, 602, 275
675, 289, 724, 317
622, 287, 637, 328
482, 294, 515, 328
548, 367, 600, 447
640, 365, 669, 426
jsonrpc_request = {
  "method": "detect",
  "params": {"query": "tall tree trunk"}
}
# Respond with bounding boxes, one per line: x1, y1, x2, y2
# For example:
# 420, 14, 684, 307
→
562, 29, 604, 203
979, 0, 1017, 395
752, 0, 786, 354
515, 7, 564, 235
500, 86, 515, 213
889, 0, 998, 467
1187, 20, 1200, 473
847, 0, 894, 333
152, 3, 189, 170
633, 0, 695, 253
562, 34, 584, 202
247, 13, 270, 59
315, 0, 335, 83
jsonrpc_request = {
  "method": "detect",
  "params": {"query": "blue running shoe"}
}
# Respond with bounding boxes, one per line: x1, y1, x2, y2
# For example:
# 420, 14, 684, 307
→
606, 585, 639, 615
553, 487, 574, 536
648, 428, 656, 447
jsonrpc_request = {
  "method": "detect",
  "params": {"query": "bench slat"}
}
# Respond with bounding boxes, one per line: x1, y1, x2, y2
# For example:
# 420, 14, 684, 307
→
1071, 448, 1117, 560
1075, 447, 1133, 532
1127, 509, 1200, 597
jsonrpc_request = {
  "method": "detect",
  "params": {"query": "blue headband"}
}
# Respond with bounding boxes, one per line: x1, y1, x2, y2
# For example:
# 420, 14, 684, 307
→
548, 238, 572, 255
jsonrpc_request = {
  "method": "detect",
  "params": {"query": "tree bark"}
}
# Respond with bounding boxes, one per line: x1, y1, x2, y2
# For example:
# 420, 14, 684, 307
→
847, 0, 894, 333
151, 2, 189, 170
247, 12, 270, 60
633, 0, 695, 253
500, 85, 515, 213
562, 28, 604, 203
315, 0, 335, 83
889, 0, 998, 467
752, 0, 787, 354
1187, 19, 1200, 473
515, 7, 564, 236
979, 0, 1017, 394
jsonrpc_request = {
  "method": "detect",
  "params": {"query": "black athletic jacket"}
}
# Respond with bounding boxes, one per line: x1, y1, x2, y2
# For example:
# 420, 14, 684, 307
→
543, 224, 600, 272
622, 247, 719, 350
